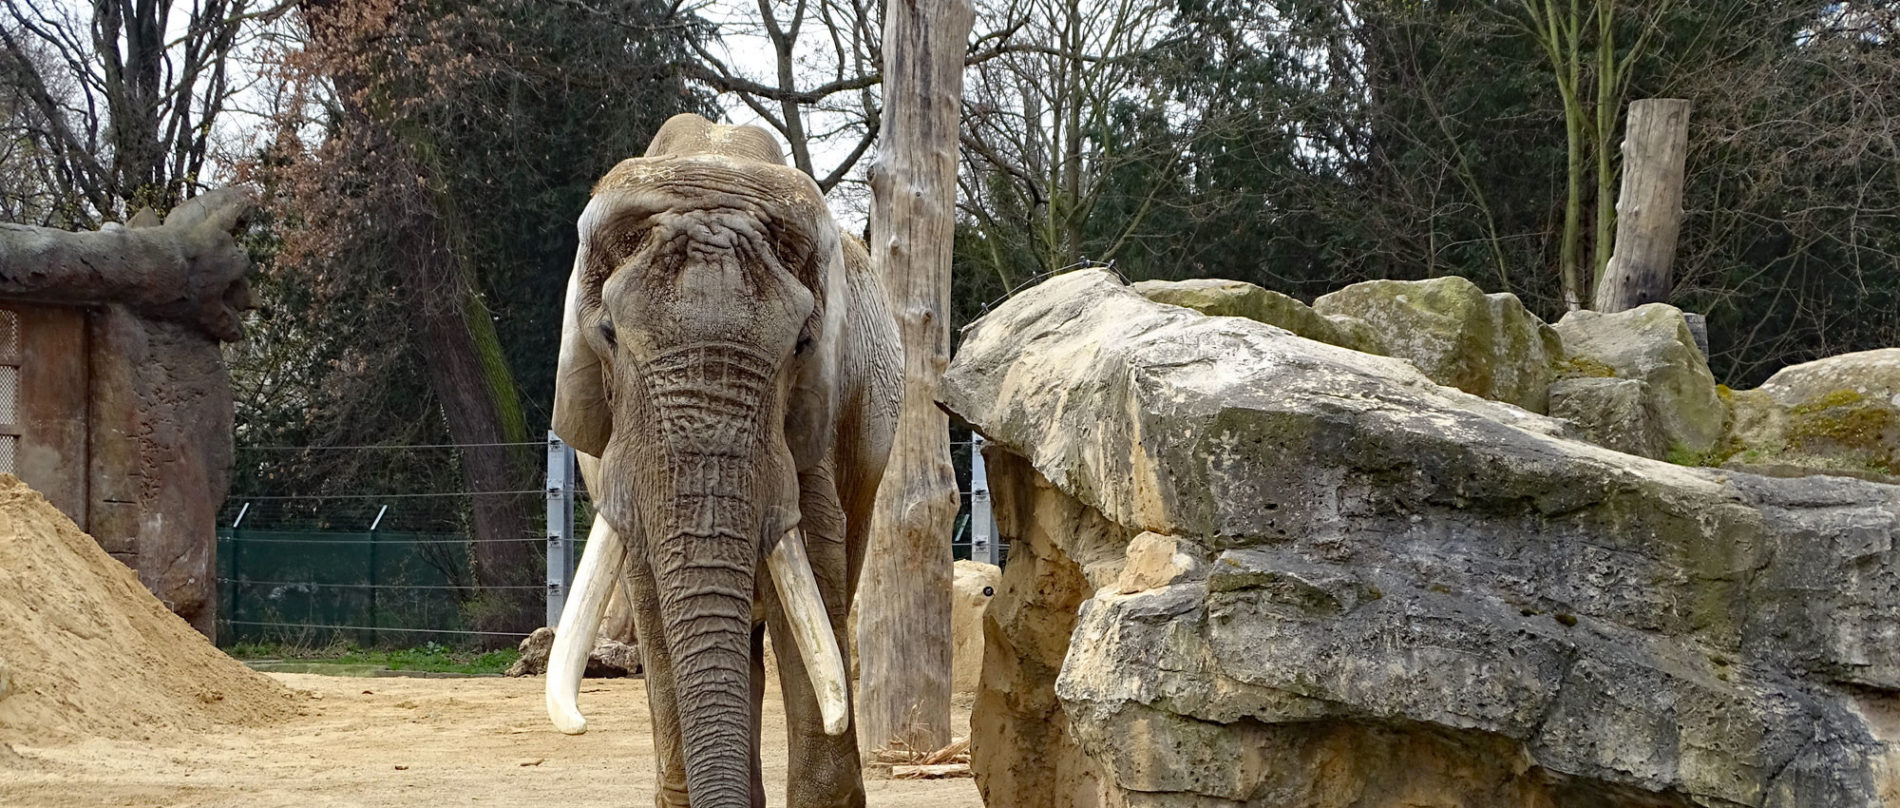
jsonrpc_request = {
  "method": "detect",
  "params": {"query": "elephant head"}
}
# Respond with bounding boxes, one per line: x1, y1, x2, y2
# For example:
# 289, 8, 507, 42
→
549, 114, 852, 807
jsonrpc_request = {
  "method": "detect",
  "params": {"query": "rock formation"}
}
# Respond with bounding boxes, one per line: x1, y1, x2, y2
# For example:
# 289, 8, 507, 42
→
952, 560, 999, 696
943, 269, 1900, 808
1311, 275, 1563, 412
505, 627, 642, 678
1133, 279, 1383, 355
0, 189, 255, 636
1723, 350, 1900, 481
1552, 303, 1727, 459
1138, 274, 1898, 484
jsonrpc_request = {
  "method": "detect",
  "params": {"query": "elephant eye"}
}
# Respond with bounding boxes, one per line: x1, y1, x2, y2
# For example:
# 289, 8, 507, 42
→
794, 335, 812, 356
599, 320, 619, 351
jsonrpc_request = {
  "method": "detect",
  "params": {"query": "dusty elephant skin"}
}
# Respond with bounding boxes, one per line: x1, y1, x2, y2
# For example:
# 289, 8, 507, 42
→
547, 113, 901, 808
941, 270, 1900, 808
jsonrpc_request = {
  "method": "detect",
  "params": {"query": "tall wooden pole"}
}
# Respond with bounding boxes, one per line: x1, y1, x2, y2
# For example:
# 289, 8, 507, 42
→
1593, 98, 1691, 312
857, 0, 974, 754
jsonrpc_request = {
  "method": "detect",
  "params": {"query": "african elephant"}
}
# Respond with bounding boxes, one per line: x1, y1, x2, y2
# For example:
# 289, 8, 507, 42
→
542, 113, 901, 808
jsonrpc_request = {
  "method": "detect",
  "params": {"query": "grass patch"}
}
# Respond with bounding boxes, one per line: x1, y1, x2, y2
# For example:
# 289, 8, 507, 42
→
226, 640, 519, 675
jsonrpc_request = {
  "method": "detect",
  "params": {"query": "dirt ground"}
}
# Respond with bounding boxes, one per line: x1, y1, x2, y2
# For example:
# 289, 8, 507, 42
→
0, 672, 983, 808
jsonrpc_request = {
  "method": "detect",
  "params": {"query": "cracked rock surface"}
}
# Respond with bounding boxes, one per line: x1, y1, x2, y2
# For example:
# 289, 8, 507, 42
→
940, 270, 1900, 808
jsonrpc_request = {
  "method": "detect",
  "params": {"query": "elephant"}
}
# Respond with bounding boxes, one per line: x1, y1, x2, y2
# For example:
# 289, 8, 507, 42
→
541, 112, 902, 808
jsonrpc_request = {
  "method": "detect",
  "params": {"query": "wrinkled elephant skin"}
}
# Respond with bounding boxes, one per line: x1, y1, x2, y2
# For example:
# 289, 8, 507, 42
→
546, 113, 901, 808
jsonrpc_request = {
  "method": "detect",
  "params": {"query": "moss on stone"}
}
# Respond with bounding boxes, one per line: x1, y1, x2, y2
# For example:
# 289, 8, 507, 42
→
1790, 388, 1867, 415
1555, 356, 1618, 380
1665, 437, 1745, 468
1780, 389, 1895, 472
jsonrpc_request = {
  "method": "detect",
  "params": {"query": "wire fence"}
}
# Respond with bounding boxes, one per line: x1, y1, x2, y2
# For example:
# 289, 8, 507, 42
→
216, 435, 1002, 650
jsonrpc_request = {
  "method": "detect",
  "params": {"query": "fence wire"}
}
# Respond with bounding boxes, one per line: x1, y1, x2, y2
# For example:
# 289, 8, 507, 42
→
218, 436, 1000, 650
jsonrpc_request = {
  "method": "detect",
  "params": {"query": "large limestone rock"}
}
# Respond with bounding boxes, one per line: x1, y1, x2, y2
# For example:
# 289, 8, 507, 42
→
1721, 349, 1900, 481
1548, 376, 1668, 458
1312, 275, 1564, 412
1132, 279, 1384, 354
941, 269, 1900, 808
1554, 303, 1726, 457
952, 560, 1001, 695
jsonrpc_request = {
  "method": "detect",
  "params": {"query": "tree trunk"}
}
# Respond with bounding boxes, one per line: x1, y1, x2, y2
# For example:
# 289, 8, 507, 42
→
1593, 98, 1690, 313
857, 0, 974, 755
386, 169, 539, 638
298, 0, 539, 640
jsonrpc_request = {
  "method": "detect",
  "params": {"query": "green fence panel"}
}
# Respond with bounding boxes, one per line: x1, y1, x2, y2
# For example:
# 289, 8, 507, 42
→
218, 528, 478, 648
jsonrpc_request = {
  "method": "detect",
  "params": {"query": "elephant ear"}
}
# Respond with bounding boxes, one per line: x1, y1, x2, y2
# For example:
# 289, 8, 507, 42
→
552, 198, 615, 457
780, 182, 848, 472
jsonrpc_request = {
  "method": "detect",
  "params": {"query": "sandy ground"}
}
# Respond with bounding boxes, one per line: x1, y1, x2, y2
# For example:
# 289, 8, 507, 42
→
0, 672, 983, 808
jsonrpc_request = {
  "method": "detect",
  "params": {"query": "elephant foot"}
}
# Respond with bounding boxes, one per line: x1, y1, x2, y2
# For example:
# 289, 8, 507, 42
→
654, 777, 691, 808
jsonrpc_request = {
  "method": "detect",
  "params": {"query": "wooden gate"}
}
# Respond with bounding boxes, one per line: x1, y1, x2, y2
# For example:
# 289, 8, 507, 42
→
0, 302, 91, 522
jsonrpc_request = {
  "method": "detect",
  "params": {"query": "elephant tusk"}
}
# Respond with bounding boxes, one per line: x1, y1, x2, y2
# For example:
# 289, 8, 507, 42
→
545, 510, 626, 736
767, 528, 851, 736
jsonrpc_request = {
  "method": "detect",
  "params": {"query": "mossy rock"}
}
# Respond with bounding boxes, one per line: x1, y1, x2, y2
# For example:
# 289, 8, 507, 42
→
1133, 279, 1386, 354
1553, 304, 1725, 456
1311, 276, 1562, 413
1719, 350, 1900, 479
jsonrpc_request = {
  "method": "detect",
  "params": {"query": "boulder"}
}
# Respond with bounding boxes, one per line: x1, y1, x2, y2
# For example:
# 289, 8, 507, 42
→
1547, 376, 1668, 459
1554, 303, 1726, 456
941, 269, 1900, 808
1732, 349, 1900, 479
505, 627, 641, 678
1312, 276, 1563, 412
1132, 279, 1383, 354
952, 560, 1001, 695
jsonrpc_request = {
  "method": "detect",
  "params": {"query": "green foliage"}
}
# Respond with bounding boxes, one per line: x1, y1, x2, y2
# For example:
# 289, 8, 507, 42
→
954, 0, 1900, 393
233, 0, 712, 494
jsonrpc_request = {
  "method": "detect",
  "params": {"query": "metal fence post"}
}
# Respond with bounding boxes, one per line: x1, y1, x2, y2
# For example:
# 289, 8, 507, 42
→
368, 504, 387, 647
970, 434, 1000, 566
546, 431, 577, 628
230, 502, 250, 642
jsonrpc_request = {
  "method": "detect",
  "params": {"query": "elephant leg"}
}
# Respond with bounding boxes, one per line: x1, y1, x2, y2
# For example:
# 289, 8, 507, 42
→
768, 461, 864, 808
627, 552, 692, 808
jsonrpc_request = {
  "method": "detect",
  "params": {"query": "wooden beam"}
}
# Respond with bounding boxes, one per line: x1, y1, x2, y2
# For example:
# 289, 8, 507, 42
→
856, 0, 976, 755
1593, 98, 1691, 312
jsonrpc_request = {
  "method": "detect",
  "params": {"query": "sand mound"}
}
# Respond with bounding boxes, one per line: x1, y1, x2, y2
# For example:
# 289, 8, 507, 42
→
0, 475, 297, 744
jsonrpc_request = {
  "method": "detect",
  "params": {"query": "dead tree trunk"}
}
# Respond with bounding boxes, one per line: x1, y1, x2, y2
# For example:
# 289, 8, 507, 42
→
1593, 98, 1691, 312
857, 0, 975, 755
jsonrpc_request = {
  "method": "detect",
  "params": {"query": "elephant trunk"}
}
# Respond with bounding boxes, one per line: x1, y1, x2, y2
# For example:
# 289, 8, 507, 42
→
633, 343, 789, 808
647, 486, 758, 808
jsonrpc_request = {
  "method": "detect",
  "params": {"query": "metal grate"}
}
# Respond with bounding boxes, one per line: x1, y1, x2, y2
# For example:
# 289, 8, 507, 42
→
0, 309, 15, 363
0, 365, 15, 426
0, 435, 14, 475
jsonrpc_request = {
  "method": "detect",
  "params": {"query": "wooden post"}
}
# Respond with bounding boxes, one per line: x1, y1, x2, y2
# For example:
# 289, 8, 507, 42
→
856, 0, 975, 755
1593, 98, 1690, 312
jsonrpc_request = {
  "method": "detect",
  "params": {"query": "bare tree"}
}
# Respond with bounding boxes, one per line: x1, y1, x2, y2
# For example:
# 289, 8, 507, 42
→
956, 0, 1180, 283
0, 0, 288, 226
1510, 0, 1681, 310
